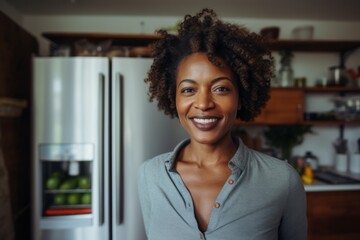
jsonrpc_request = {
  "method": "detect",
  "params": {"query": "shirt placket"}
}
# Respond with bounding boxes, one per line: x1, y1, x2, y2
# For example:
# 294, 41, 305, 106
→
205, 170, 239, 232
167, 167, 200, 228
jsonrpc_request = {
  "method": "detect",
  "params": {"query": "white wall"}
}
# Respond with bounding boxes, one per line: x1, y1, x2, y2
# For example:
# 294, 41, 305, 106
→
22, 14, 360, 167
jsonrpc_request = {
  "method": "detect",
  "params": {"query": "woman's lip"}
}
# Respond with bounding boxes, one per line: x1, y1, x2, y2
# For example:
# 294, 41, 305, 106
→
190, 117, 220, 130
193, 117, 218, 123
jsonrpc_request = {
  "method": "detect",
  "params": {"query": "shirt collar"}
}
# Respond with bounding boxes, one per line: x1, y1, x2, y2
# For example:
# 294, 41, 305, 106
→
165, 137, 250, 174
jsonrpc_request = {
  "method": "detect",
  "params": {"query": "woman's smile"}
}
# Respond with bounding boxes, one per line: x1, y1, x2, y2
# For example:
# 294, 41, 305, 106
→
191, 116, 220, 130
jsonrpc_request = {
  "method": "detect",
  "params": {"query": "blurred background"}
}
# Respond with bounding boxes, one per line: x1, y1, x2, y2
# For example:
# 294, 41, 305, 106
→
1, 0, 360, 240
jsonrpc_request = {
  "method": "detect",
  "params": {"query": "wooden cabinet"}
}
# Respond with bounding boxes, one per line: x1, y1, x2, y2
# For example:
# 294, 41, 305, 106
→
0, 11, 38, 240
244, 88, 304, 124
307, 191, 360, 240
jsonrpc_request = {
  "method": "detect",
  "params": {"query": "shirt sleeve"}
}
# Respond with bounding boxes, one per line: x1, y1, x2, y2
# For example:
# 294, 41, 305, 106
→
138, 161, 151, 237
278, 166, 308, 240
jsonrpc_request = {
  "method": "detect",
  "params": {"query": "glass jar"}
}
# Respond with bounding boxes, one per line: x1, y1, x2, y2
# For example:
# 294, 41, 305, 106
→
304, 151, 319, 170
327, 66, 350, 86
278, 64, 294, 87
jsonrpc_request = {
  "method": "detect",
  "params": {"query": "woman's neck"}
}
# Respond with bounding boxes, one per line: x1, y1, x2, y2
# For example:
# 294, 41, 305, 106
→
181, 135, 238, 168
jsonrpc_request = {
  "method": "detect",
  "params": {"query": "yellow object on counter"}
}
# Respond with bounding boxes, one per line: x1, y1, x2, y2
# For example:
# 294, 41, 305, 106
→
302, 165, 314, 185
302, 175, 314, 184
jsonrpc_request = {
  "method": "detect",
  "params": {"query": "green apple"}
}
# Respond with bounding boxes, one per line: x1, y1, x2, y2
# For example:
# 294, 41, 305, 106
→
46, 177, 60, 190
78, 176, 91, 189
51, 171, 64, 180
53, 193, 66, 205
67, 193, 80, 205
81, 193, 91, 205
60, 178, 77, 190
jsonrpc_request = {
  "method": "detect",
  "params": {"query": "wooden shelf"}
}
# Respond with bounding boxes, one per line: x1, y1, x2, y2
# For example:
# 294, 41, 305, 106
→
42, 32, 360, 52
303, 120, 360, 126
269, 86, 360, 93
303, 86, 360, 92
0, 98, 27, 117
43, 32, 161, 47
235, 120, 360, 126
234, 120, 300, 126
265, 39, 360, 52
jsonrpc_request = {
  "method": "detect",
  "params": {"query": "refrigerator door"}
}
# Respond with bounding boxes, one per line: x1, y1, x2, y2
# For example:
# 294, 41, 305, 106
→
111, 58, 187, 240
33, 57, 110, 240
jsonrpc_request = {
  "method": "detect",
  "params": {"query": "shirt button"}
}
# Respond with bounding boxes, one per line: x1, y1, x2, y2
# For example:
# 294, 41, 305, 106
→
214, 202, 221, 208
199, 233, 204, 239
228, 179, 234, 184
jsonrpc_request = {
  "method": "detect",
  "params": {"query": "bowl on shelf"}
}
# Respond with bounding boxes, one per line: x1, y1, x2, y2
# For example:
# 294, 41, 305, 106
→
292, 25, 314, 40
260, 26, 280, 40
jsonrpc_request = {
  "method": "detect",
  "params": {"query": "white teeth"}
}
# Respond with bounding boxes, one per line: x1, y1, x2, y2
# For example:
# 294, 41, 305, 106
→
193, 118, 218, 124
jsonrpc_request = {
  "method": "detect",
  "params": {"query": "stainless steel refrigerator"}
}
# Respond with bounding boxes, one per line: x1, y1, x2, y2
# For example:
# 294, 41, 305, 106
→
32, 57, 187, 240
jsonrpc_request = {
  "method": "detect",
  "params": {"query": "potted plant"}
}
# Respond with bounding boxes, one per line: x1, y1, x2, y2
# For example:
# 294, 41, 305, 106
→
263, 125, 314, 163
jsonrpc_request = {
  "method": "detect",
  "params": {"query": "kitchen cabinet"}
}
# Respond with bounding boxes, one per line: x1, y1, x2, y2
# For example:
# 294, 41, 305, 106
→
0, 11, 38, 240
237, 88, 304, 125
306, 190, 360, 240
252, 88, 303, 124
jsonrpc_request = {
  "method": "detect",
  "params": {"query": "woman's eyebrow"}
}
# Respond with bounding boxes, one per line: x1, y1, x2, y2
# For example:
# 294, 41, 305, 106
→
178, 76, 232, 87
211, 77, 233, 84
178, 79, 196, 87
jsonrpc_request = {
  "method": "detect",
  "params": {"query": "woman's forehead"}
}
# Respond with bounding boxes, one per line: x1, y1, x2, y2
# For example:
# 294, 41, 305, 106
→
176, 53, 235, 82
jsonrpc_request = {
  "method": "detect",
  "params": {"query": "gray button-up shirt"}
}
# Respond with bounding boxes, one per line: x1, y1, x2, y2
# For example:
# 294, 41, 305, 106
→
138, 138, 307, 240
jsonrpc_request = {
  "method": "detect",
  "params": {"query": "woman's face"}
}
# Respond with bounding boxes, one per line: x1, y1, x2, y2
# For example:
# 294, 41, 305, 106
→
175, 53, 239, 145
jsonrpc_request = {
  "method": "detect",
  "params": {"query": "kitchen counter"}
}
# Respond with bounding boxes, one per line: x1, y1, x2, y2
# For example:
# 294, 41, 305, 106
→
305, 181, 360, 192
306, 184, 360, 240
304, 169, 360, 192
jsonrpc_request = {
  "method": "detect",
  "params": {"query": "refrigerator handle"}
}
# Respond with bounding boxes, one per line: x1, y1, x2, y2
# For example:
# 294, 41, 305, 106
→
99, 73, 105, 226
113, 72, 124, 225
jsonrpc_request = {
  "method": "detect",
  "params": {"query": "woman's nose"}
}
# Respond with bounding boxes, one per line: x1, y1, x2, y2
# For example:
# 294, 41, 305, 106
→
194, 90, 215, 111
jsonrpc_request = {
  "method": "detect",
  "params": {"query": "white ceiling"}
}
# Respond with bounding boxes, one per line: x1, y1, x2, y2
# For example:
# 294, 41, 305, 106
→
4, 0, 360, 21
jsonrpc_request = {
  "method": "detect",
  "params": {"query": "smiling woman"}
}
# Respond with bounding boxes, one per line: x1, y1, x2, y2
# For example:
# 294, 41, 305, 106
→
138, 8, 307, 240
175, 53, 239, 146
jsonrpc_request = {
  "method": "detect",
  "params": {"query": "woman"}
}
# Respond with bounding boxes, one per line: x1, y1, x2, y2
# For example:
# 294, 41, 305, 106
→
138, 9, 307, 240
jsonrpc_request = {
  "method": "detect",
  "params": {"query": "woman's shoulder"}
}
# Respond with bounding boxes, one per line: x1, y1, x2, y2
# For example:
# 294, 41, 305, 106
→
244, 149, 305, 203
140, 152, 172, 174
248, 148, 302, 184
147, 152, 172, 164
249, 149, 293, 169
140, 139, 189, 172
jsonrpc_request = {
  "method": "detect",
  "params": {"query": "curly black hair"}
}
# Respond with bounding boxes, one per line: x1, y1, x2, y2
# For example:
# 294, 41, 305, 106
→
145, 8, 274, 121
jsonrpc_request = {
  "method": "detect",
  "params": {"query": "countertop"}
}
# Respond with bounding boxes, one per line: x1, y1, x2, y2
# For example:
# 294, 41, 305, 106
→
304, 169, 360, 192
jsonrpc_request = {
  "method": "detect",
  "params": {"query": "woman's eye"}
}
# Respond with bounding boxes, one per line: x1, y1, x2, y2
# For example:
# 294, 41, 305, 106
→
181, 88, 194, 94
213, 86, 230, 93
